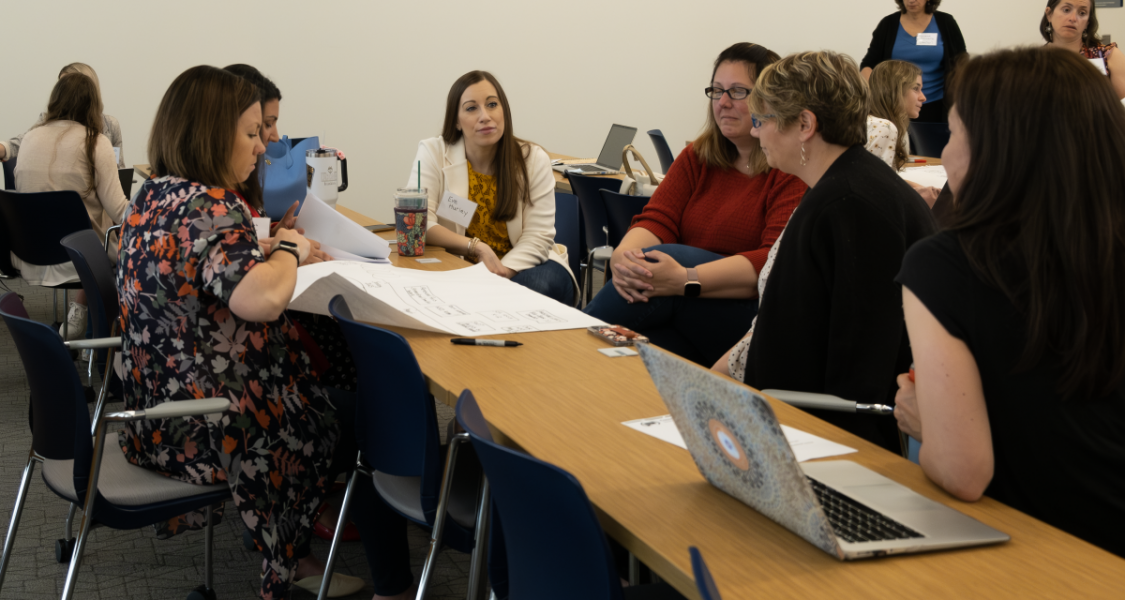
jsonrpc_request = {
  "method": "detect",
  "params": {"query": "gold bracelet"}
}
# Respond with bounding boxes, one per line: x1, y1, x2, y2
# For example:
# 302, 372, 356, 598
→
467, 237, 481, 259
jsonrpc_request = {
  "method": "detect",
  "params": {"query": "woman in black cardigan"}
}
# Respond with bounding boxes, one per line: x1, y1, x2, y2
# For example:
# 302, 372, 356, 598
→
860, 0, 966, 123
733, 50, 936, 453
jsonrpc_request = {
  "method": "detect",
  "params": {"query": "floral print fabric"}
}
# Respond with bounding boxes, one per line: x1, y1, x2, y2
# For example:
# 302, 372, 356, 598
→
465, 160, 513, 257
864, 116, 898, 170
115, 176, 339, 599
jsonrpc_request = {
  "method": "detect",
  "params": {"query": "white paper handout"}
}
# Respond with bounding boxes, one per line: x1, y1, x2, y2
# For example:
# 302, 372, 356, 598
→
900, 165, 947, 190
252, 217, 271, 241
294, 192, 390, 260
1089, 57, 1109, 76
289, 261, 606, 336
622, 414, 857, 462
436, 191, 478, 228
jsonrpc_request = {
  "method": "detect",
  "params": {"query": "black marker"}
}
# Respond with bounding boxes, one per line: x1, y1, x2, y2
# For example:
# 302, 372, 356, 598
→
451, 338, 522, 347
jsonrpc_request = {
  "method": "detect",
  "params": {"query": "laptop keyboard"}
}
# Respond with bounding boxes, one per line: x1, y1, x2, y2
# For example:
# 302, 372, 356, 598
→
808, 477, 924, 543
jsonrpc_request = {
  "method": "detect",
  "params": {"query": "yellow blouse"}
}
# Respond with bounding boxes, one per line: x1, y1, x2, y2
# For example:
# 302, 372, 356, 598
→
466, 161, 513, 257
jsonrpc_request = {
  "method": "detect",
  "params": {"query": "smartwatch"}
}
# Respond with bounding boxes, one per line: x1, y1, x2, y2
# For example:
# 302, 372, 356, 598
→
684, 267, 702, 298
275, 240, 301, 263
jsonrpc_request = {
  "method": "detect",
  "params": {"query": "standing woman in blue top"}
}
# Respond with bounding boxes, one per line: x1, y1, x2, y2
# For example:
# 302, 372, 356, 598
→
860, 0, 966, 124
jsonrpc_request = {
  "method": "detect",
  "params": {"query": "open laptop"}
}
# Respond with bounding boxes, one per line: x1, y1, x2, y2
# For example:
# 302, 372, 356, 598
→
636, 343, 1009, 560
552, 124, 637, 175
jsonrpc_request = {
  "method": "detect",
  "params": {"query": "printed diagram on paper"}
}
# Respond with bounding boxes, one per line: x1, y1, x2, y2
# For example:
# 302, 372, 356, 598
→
289, 262, 606, 336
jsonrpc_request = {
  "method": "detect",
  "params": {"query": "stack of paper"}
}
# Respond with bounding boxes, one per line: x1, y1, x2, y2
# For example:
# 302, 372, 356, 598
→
899, 165, 947, 190
295, 193, 390, 263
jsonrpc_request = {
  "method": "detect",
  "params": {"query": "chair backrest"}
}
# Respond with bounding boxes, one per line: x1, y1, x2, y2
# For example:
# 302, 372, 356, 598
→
599, 189, 650, 248
60, 230, 118, 340
118, 168, 134, 200
647, 129, 676, 174
328, 295, 445, 517
907, 122, 951, 158
689, 547, 724, 600
0, 292, 94, 498
553, 192, 581, 283
568, 174, 620, 256
456, 389, 624, 600
0, 189, 92, 266
2, 156, 14, 190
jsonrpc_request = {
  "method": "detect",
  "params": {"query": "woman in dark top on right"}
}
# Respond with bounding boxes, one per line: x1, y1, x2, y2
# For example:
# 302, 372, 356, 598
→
860, 0, 966, 123
894, 47, 1125, 559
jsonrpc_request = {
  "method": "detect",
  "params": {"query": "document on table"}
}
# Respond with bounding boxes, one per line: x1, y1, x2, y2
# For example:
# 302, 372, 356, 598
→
295, 192, 391, 260
289, 261, 607, 336
900, 165, 948, 190
622, 415, 857, 462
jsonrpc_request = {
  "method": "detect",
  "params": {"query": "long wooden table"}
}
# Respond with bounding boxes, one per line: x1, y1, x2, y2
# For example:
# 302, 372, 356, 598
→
333, 203, 1124, 599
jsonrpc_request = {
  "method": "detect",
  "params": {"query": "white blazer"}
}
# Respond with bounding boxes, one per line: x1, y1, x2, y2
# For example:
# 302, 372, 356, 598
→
409, 136, 577, 289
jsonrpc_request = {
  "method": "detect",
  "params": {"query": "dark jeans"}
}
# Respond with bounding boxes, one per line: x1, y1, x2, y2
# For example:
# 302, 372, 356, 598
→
583, 244, 758, 366
511, 259, 574, 305
325, 389, 414, 596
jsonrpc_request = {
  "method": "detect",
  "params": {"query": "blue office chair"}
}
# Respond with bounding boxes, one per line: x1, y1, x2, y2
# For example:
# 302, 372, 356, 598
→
0, 189, 91, 338
568, 174, 622, 305
456, 390, 685, 600
0, 157, 14, 279
907, 122, 951, 158
600, 190, 650, 249
0, 292, 231, 600
647, 130, 676, 174
2, 156, 14, 190
320, 295, 486, 600
689, 547, 723, 600
553, 192, 582, 306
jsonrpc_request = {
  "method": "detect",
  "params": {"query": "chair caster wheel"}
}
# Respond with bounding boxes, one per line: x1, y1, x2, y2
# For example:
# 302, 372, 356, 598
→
242, 529, 255, 551
55, 538, 75, 563
186, 584, 217, 600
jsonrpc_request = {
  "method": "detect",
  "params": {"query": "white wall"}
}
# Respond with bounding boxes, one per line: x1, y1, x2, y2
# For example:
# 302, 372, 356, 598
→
3, 0, 1122, 218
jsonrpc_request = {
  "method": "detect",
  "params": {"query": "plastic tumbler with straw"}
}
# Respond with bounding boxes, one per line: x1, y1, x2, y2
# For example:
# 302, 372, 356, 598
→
395, 168, 428, 256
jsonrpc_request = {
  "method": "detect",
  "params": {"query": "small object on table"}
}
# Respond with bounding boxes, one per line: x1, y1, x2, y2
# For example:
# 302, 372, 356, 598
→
451, 338, 523, 347
588, 325, 649, 347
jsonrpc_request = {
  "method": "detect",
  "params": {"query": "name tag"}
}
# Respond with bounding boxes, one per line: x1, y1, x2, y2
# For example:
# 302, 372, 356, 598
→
252, 217, 271, 241
436, 191, 479, 229
1089, 57, 1109, 75
916, 33, 938, 46
113, 147, 121, 163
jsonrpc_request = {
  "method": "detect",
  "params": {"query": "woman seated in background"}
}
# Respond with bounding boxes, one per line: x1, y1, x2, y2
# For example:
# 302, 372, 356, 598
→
1042, 0, 1125, 99
583, 42, 806, 367
860, 0, 966, 123
717, 50, 935, 453
868, 59, 941, 206
117, 65, 349, 599
1, 62, 125, 167
12, 71, 128, 340
893, 47, 1125, 559
409, 70, 576, 304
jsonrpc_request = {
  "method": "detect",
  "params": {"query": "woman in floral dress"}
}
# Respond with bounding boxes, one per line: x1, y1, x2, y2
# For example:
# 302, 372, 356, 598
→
116, 65, 338, 599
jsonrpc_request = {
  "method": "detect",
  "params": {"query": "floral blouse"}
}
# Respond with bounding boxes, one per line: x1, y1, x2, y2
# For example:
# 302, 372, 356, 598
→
465, 160, 513, 257
115, 176, 337, 485
865, 115, 898, 170
1081, 42, 1118, 77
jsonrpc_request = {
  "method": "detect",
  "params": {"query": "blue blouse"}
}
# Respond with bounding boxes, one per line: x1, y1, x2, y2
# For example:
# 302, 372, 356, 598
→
892, 18, 943, 102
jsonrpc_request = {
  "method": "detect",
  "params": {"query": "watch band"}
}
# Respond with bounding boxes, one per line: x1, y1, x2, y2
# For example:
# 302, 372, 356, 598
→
275, 240, 301, 263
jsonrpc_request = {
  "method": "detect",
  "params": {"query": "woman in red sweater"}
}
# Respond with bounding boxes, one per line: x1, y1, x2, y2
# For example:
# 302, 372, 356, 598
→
583, 42, 806, 366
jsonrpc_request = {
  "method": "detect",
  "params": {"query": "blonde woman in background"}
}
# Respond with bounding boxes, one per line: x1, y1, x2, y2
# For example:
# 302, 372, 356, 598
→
1, 63, 125, 167
869, 60, 941, 206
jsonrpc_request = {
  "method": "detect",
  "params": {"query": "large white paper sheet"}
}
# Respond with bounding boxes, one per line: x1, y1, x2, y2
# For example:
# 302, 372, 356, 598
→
319, 244, 390, 264
900, 165, 948, 190
290, 261, 606, 336
295, 193, 390, 259
622, 414, 857, 463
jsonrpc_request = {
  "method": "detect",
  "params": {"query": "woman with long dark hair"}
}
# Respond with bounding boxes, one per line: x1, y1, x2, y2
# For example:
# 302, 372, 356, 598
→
893, 47, 1125, 558
408, 70, 575, 304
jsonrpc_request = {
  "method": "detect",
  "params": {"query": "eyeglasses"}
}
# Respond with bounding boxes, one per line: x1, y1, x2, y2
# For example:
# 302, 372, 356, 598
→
704, 86, 751, 100
750, 114, 776, 129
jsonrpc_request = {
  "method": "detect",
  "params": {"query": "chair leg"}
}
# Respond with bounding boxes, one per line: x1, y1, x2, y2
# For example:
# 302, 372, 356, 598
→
416, 433, 469, 600
52, 290, 59, 325
61, 289, 69, 341
465, 478, 491, 600
629, 553, 641, 586
317, 454, 363, 600
204, 505, 214, 591
64, 502, 77, 541
89, 348, 114, 436
0, 451, 39, 589
61, 423, 111, 600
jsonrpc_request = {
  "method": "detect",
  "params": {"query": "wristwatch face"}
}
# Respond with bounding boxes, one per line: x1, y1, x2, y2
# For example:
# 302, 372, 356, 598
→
684, 282, 702, 298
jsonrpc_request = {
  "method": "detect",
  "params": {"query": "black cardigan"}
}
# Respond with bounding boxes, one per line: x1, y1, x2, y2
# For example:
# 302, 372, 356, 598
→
860, 11, 967, 80
741, 146, 936, 452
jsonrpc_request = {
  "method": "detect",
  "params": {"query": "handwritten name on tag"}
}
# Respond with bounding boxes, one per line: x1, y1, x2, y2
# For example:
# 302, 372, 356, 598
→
436, 191, 478, 229
916, 33, 938, 46
253, 217, 271, 241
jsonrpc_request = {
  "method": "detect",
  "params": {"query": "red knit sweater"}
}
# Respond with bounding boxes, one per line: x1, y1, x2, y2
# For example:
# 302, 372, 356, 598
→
630, 144, 806, 272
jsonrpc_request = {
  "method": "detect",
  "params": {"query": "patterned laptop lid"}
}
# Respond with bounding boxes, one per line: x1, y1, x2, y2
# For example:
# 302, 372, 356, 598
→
637, 342, 843, 559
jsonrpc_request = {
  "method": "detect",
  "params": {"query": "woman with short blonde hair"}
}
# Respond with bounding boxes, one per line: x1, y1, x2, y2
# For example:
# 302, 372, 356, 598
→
716, 50, 935, 452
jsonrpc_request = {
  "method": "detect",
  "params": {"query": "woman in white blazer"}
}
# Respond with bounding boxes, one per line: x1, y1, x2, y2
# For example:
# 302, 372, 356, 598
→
408, 70, 576, 304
